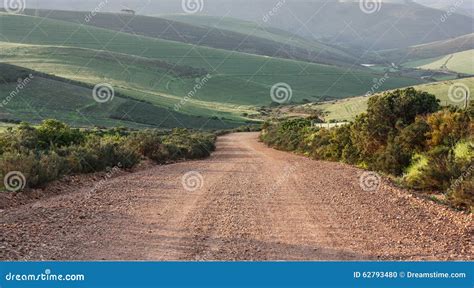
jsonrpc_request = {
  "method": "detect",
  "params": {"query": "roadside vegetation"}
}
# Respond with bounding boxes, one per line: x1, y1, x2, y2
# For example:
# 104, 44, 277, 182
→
0, 120, 216, 191
261, 88, 473, 211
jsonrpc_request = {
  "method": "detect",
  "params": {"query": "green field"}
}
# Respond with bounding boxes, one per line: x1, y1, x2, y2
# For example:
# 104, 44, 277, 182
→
404, 50, 474, 75
21, 10, 358, 67
160, 14, 359, 66
304, 77, 474, 121
0, 63, 244, 129
380, 34, 474, 63
0, 13, 424, 125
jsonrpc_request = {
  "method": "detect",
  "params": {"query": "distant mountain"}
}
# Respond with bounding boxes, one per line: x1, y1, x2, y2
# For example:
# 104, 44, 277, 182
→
18, 0, 474, 51
414, 0, 474, 17
380, 33, 474, 63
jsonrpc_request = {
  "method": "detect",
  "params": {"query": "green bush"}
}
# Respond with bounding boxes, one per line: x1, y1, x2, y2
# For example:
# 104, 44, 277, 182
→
449, 172, 474, 212
0, 121, 217, 191
260, 88, 473, 210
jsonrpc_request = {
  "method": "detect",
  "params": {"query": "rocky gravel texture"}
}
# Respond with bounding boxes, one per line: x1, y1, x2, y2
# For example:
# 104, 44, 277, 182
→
0, 133, 472, 260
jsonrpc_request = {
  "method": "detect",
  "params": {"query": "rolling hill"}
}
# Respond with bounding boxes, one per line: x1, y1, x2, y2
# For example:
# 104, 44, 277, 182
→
0, 12, 425, 129
403, 50, 474, 75
380, 34, 474, 64
305, 77, 474, 121
0, 63, 242, 129
160, 14, 360, 66
18, 9, 359, 67
21, 0, 474, 51
156, 0, 473, 51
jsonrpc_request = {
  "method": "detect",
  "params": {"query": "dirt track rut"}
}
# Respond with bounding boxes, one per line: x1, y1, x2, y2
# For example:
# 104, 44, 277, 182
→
0, 133, 472, 260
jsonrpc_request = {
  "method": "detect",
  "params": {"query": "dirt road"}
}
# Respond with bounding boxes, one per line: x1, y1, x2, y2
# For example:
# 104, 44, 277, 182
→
0, 133, 472, 260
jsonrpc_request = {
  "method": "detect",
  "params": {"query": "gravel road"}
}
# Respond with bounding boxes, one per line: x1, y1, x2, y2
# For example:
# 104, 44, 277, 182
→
0, 133, 472, 260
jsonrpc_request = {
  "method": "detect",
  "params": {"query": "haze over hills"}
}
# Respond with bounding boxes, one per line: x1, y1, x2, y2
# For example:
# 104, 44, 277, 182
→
0, 11, 424, 128
20, 9, 359, 67
19, 0, 473, 51
380, 33, 474, 63
0, 0, 472, 129
414, 0, 474, 17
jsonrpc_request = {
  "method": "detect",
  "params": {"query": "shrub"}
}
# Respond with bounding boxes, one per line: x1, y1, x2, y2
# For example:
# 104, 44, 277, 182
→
260, 88, 473, 210
37, 119, 85, 149
449, 171, 474, 212
127, 131, 170, 164
0, 120, 216, 191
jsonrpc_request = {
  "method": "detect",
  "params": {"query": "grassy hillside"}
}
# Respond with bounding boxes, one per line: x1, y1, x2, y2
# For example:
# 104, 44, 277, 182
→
20, 1, 473, 50
0, 13, 424, 124
157, 0, 473, 50
380, 34, 474, 64
0, 63, 242, 129
20, 9, 358, 67
404, 50, 474, 75
302, 77, 474, 121
161, 14, 359, 66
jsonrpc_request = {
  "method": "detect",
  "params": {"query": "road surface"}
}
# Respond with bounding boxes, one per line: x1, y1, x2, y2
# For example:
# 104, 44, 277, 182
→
0, 133, 472, 260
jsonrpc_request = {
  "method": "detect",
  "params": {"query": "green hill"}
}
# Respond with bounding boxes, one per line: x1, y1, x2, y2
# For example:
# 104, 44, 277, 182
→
380, 34, 474, 64
0, 12, 424, 129
307, 77, 474, 121
160, 14, 359, 66
19, 1, 473, 51
0, 63, 242, 129
404, 50, 474, 75
0, 16, 423, 93
20, 9, 358, 67
159, 0, 473, 50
